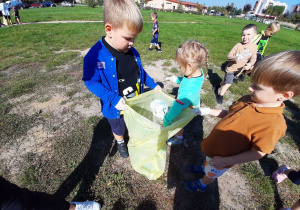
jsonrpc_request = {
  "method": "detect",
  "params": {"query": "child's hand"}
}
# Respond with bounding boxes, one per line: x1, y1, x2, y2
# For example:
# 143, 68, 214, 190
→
165, 76, 177, 83
209, 156, 227, 170
154, 85, 162, 92
244, 63, 252, 70
192, 107, 211, 116
115, 97, 127, 111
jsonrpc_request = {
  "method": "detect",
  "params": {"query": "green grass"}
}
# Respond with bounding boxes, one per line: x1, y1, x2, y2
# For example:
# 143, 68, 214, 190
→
241, 163, 275, 209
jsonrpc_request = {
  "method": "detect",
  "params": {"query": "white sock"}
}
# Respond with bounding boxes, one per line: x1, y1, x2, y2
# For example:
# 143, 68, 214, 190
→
116, 138, 124, 144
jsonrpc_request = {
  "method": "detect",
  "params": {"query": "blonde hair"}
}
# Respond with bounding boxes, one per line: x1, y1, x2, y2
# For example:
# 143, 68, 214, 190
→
251, 50, 300, 96
175, 40, 209, 72
103, 0, 143, 34
267, 22, 280, 34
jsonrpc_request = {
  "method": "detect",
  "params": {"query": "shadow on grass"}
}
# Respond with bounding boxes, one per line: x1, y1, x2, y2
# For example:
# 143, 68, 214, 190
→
136, 200, 157, 210
54, 117, 115, 203
207, 69, 222, 87
258, 155, 283, 209
284, 100, 300, 150
167, 116, 220, 210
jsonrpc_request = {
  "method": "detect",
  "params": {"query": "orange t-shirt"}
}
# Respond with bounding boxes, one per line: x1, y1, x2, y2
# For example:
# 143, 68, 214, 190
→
226, 42, 257, 73
201, 95, 286, 159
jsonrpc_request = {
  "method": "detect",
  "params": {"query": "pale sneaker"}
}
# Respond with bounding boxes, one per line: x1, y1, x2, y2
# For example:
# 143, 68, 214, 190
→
71, 201, 101, 210
272, 165, 289, 183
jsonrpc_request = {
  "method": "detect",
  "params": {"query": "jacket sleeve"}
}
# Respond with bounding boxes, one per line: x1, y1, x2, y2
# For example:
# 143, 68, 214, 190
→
163, 96, 190, 127
143, 69, 158, 90
82, 54, 121, 107
227, 44, 239, 62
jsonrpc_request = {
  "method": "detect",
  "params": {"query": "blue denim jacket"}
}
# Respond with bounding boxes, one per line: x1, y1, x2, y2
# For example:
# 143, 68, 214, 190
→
83, 38, 158, 119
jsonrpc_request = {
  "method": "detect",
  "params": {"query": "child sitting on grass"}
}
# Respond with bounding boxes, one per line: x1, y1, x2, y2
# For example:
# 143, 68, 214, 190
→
164, 40, 208, 145
214, 24, 257, 104
185, 50, 300, 192
252, 22, 280, 62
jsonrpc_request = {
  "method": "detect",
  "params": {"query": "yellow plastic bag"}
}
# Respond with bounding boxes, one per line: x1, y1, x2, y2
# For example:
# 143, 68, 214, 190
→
124, 90, 194, 180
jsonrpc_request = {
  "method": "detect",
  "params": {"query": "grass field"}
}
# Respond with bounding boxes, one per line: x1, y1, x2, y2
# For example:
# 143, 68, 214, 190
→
0, 6, 300, 209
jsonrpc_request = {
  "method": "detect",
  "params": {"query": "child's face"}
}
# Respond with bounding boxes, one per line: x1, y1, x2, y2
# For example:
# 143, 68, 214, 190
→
264, 28, 274, 37
241, 28, 256, 44
248, 83, 283, 107
178, 63, 193, 77
151, 15, 156, 21
105, 24, 139, 53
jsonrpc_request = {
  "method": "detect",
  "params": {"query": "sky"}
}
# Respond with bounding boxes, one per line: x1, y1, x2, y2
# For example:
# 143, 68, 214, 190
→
188, 0, 299, 10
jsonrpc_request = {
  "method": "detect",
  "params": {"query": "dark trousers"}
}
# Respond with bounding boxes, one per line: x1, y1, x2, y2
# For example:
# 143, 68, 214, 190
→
288, 170, 300, 185
0, 176, 69, 210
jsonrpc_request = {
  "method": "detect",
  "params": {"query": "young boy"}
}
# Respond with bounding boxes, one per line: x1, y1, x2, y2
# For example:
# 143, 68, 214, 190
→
252, 22, 280, 62
186, 50, 300, 192
214, 24, 257, 104
82, 0, 161, 158
146, 11, 162, 53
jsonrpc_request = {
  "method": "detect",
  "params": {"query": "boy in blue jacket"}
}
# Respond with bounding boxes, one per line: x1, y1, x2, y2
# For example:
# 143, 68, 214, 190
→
82, 0, 161, 158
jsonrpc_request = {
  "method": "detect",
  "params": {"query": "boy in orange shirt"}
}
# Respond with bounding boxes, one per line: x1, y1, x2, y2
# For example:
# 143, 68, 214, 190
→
186, 50, 300, 192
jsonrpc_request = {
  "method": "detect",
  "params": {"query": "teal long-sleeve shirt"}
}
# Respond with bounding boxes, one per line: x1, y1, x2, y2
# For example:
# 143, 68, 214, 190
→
163, 71, 204, 127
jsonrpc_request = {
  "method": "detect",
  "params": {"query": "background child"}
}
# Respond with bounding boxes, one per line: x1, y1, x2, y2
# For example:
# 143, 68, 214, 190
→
82, 0, 161, 158
12, 7, 22, 25
146, 11, 162, 53
252, 22, 280, 62
2, 3, 13, 26
186, 50, 300, 192
272, 165, 300, 210
164, 40, 208, 145
214, 24, 257, 104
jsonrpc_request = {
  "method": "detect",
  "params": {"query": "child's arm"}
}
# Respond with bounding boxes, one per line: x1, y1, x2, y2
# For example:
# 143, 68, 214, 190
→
227, 44, 239, 62
82, 58, 123, 109
163, 98, 190, 127
210, 109, 228, 118
210, 147, 266, 169
192, 107, 228, 118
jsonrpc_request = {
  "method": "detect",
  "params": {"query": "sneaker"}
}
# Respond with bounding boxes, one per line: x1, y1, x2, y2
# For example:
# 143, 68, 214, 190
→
157, 49, 162, 53
71, 201, 101, 210
238, 73, 245, 81
216, 95, 223, 104
233, 76, 239, 84
167, 135, 183, 146
117, 142, 129, 158
146, 48, 153, 51
187, 165, 205, 174
185, 180, 207, 192
272, 165, 289, 183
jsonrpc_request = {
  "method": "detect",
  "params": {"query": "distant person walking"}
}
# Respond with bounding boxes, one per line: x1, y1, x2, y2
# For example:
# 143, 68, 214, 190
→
12, 7, 22, 24
146, 11, 162, 53
2, 3, 13, 26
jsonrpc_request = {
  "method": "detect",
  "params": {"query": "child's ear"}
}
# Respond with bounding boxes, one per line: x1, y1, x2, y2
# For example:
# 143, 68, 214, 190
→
279, 91, 294, 101
105, 23, 113, 37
